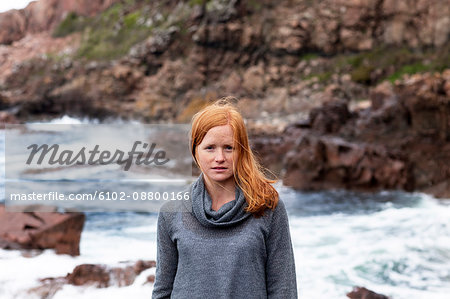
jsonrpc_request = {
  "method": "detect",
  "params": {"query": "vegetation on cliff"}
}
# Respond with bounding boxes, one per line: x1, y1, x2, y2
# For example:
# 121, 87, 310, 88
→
52, 0, 194, 60
53, 2, 152, 60
29, 0, 450, 90
300, 44, 450, 86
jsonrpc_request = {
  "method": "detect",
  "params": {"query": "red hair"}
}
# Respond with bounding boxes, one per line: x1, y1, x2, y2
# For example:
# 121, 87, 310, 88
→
190, 97, 278, 216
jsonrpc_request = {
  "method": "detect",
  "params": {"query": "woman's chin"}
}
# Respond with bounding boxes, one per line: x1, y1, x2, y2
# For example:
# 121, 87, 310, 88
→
204, 173, 234, 183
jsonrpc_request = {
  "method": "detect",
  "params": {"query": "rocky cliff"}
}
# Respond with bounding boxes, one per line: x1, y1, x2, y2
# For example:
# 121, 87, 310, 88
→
0, 0, 449, 196
0, 0, 119, 45
252, 71, 450, 198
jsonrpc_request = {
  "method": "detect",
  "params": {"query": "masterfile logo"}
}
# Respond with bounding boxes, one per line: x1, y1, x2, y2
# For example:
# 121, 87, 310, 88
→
4, 123, 192, 212
25, 141, 170, 171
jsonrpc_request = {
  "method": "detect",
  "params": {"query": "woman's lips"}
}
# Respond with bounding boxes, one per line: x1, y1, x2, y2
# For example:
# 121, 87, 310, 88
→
212, 167, 227, 171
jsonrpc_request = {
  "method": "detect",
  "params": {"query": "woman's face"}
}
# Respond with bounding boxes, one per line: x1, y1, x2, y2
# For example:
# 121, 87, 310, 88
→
196, 124, 236, 186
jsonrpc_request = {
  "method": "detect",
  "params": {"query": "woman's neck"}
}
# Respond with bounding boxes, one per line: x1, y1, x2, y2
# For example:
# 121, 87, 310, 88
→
203, 176, 236, 211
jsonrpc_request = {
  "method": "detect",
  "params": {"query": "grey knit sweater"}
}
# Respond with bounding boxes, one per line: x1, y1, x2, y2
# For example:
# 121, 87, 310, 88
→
152, 174, 298, 298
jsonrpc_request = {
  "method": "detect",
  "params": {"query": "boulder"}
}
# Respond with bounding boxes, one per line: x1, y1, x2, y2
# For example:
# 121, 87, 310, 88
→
28, 260, 156, 298
283, 135, 411, 191
347, 286, 390, 299
66, 260, 156, 287
0, 204, 85, 256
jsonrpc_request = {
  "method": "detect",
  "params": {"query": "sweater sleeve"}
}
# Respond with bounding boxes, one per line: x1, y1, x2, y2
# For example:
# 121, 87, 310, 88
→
152, 212, 178, 299
265, 200, 298, 298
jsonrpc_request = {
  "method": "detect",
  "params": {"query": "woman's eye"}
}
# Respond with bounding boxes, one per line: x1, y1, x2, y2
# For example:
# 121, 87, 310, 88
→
226, 146, 233, 151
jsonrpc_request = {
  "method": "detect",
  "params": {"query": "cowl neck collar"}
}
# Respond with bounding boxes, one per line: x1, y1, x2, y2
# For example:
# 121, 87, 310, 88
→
191, 173, 251, 228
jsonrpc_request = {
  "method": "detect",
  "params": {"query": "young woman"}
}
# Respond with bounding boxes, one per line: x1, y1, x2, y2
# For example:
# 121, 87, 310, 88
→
152, 98, 298, 298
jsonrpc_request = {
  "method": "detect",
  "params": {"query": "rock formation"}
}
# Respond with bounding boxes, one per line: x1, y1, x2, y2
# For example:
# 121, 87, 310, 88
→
0, 0, 119, 44
252, 70, 450, 197
347, 286, 390, 299
0, 0, 448, 122
0, 204, 85, 256
28, 260, 156, 298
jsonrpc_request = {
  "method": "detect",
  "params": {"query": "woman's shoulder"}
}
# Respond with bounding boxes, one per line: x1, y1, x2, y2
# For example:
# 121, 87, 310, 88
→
157, 198, 191, 226
262, 198, 289, 224
275, 198, 287, 210
256, 198, 291, 240
267, 198, 287, 214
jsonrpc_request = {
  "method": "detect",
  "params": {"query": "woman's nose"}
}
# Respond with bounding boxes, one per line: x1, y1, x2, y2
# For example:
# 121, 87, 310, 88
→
215, 150, 225, 162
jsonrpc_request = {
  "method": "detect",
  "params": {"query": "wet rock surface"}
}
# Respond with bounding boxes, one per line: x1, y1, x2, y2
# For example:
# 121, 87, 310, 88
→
252, 71, 450, 198
28, 260, 156, 298
347, 286, 390, 299
0, 204, 85, 256
347, 287, 389, 299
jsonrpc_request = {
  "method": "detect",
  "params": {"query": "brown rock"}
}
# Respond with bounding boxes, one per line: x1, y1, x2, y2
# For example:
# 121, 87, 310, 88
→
271, 26, 304, 54
397, 72, 450, 141
347, 286, 390, 299
0, 0, 448, 58
29, 260, 156, 298
0, 32, 79, 83
110, 64, 143, 91
369, 81, 395, 110
283, 135, 410, 191
0, 10, 27, 45
130, 26, 178, 58
222, 71, 243, 94
241, 24, 261, 49
342, 7, 361, 27
274, 71, 449, 197
242, 63, 265, 94
250, 130, 296, 178
309, 99, 353, 134
0, 111, 18, 125
0, 0, 120, 45
433, 12, 450, 47
383, 18, 407, 45
193, 22, 243, 49
65, 260, 156, 287
66, 264, 109, 287
0, 204, 85, 256
134, 260, 157, 274
340, 28, 373, 51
